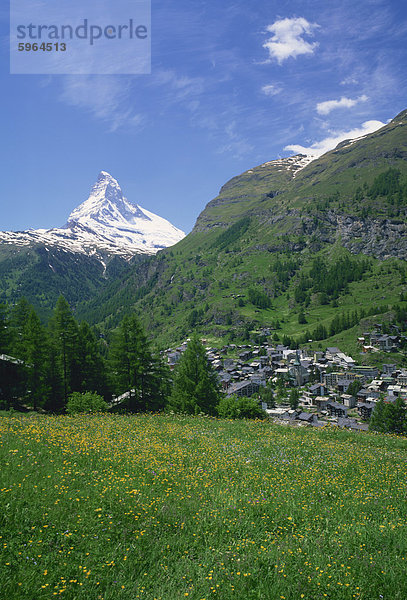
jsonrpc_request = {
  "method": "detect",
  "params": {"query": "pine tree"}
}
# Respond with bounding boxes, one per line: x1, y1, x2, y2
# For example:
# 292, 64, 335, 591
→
289, 388, 300, 410
369, 398, 387, 432
384, 398, 406, 434
137, 352, 172, 412
77, 321, 108, 396
0, 303, 9, 353
23, 309, 49, 410
9, 297, 31, 358
370, 398, 406, 434
169, 335, 220, 415
0, 304, 23, 407
43, 347, 64, 413
298, 311, 307, 324
49, 296, 80, 405
110, 314, 153, 411
346, 380, 362, 397
261, 381, 275, 408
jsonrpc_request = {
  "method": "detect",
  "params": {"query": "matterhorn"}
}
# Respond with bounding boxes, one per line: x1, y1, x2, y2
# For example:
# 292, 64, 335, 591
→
0, 171, 185, 260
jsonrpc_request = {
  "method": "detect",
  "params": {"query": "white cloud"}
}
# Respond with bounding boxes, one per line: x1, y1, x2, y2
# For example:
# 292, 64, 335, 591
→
215, 121, 254, 159
263, 17, 319, 64
340, 76, 359, 86
150, 69, 204, 103
59, 70, 204, 133
60, 76, 145, 132
316, 95, 368, 115
261, 84, 282, 96
284, 119, 385, 158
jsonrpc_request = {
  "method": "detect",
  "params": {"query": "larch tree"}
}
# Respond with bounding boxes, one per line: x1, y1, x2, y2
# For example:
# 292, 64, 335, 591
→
169, 335, 220, 415
0, 303, 9, 354
23, 309, 49, 411
110, 314, 154, 412
49, 296, 80, 405
77, 321, 108, 397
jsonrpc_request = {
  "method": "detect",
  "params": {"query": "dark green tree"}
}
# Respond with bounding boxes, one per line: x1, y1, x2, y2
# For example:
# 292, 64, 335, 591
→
4, 300, 50, 409
110, 314, 162, 411
9, 297, 31, 358
49, 296, 80, 405
370, 398, 407, 434
136, 351, 172, 412
23, 309, 49, 410
43, 346, 64, 412
0, 304, 26, 407
298, 311, 307, 324
289, 388, 300, 410
384, 398, 406, 434
369, 398, 388, 432
77, 321, 108, 397
275, 376, 287, 404
0, 303, 9, 353
260, 381, 276, 408
346, 379, 363, 397
308, 365, 320, 384
168, 335, 220, 415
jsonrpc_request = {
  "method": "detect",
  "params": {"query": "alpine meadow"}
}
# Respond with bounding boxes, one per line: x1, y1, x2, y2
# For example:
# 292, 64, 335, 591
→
1, 413, 407, 600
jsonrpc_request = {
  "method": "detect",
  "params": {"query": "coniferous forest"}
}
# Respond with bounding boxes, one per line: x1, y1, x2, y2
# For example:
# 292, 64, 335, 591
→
0, 296, 176, 413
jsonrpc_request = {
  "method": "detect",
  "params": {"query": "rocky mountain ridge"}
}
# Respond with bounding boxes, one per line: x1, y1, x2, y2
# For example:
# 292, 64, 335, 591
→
0, 171, 185, 261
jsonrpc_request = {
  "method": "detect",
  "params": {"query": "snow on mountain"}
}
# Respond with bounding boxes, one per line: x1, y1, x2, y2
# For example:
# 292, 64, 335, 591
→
258, 154, 315, 176
0, 172, 185, 259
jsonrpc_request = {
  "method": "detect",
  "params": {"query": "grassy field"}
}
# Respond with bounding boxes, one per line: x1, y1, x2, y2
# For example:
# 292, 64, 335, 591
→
1, 413, 407, 600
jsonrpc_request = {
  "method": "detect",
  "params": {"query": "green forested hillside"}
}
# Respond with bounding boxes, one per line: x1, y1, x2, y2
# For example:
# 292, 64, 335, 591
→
0, 245, 133, 319
75, 110, 407, 354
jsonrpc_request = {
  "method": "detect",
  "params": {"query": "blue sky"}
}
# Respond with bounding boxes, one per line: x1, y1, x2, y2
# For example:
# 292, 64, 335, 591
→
1, 0, 406, 234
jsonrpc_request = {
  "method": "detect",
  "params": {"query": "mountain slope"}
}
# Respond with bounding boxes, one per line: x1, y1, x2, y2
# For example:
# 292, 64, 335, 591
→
76, 110, 407, 350
0, 172, 185, 315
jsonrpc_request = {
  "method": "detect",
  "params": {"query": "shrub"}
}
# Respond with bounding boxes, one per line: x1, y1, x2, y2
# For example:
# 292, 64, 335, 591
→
66, 391, 108, 415
217, 395, 266, 420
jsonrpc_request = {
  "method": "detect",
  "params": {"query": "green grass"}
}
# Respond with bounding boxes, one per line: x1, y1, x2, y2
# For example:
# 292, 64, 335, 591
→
1, 413, 407, 599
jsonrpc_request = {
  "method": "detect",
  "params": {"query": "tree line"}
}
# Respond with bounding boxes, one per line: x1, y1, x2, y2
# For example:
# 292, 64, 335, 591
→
0, 296, 169, 412
294, 255, 371, 306
0, 297, 263, 419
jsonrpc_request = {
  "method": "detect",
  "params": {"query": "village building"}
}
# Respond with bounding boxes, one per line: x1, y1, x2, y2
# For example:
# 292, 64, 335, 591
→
358, 402, 376, 420
397, 371, 407, 386
226, 380, 263, 398
351, 365, 379, 381
315, 396, 330, 410
340, 394, 357, 408
337, 418, 369, 432
326, 402, 348, 418
288, 352, 309, 386
326, 347, 342, 360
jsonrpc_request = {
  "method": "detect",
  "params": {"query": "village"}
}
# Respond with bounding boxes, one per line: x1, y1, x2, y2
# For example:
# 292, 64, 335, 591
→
164, 327, 407, 431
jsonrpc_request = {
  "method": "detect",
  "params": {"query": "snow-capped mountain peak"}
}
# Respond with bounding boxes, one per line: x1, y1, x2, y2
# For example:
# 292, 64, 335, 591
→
68, 171, 150, 228
0, 172, 186, 260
